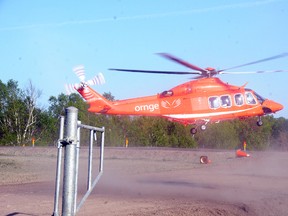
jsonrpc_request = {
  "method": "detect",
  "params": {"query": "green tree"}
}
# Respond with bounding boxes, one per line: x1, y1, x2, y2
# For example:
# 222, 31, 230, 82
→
127, 116, 151, 146
47, 93, 92, 144
0, 79, 43, 145
48, 93, 89, 121
233, 117, 272, 150
167, 122, 196, 148
103, 92, 115, 101
269, 117, 288, 150
196, 121, 239, 149
148, 118, 169, 147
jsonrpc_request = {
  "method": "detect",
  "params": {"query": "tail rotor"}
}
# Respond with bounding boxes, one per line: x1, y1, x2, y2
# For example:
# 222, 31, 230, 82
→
65, 65, 105, 95
87, 73, 105, 86
73, 65, 86, 82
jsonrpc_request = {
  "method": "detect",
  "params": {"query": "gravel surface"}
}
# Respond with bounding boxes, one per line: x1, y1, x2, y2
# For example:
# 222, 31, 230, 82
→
0, 146, 287, 216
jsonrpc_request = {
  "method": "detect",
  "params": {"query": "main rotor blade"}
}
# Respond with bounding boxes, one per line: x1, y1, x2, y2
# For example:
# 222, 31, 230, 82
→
220, 70, 288, 74
157, 53, 207, 73
109, 68, 201, 75
220, 53, 288, 72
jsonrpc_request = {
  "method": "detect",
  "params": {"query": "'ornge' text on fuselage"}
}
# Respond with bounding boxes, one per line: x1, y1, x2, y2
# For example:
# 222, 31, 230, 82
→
135, 104, 159, 112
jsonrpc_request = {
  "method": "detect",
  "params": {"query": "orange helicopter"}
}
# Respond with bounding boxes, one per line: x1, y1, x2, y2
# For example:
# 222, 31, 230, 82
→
67, 53, 287, 134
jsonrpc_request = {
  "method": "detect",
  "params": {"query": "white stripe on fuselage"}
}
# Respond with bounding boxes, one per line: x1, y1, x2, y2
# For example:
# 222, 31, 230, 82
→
163, 106, 261, 119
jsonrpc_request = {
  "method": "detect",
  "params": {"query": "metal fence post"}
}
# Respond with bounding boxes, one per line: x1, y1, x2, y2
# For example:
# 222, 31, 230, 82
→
52, 116, 65, 216
62, 107, 78, 216
52, 107, 105, 215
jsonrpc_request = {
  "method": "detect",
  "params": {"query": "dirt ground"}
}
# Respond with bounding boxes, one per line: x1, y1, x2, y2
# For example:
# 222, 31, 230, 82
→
0, 146, 288, 216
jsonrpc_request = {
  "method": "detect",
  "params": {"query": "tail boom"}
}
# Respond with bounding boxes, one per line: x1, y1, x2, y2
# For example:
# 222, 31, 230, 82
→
77, 86, 112, 113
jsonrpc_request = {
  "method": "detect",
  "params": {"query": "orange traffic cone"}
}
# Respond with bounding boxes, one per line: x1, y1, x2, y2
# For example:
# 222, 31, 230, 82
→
236, 149, 250, 157
200, 155, 211, 164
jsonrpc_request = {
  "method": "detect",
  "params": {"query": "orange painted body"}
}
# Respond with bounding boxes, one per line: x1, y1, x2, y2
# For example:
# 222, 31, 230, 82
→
77, 77, 283, 126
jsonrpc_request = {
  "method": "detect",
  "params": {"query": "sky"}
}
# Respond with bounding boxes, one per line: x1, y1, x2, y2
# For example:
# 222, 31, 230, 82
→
1, 0, 288, 118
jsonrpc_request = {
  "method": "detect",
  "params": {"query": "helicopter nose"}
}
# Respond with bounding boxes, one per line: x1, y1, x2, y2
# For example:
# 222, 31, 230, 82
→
274, 102, 284, 112
262, 100, 284, 114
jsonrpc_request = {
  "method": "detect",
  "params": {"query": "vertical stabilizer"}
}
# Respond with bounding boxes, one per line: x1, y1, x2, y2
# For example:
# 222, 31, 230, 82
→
77, 86, 112, 113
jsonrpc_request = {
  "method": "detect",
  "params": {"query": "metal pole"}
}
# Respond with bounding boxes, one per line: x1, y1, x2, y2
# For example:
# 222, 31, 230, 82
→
52, 116, 65, 216
87, 130, 94, 190
73, 121, 81, 214
100, 127, 105, 172
62, 107, 78, 216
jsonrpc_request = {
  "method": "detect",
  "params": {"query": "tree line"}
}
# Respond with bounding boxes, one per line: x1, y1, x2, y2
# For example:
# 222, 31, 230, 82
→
0, 79, 287, 150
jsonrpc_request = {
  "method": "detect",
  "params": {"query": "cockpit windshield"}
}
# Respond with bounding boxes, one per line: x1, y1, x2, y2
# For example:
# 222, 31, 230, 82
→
245, 88, 266, 104
253, 92, 266, 104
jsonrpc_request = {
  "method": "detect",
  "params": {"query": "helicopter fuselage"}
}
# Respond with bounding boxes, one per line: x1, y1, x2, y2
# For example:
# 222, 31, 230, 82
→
83, 77, 283, 128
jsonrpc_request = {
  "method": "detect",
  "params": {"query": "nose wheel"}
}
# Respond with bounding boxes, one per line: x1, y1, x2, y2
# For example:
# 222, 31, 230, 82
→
257, 117, 263, 126
200, 124, 207, 131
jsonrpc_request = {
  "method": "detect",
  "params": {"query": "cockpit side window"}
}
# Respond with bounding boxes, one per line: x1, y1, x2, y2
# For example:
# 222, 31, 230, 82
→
245, 92, 257, 105
220, 95, 231, 108
234, 93, 244, 106
160, 90, 173, 97
209, 96, 220, 109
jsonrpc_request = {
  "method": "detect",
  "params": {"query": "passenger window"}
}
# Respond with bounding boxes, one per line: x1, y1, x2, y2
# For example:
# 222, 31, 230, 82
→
209, 96, 220, 109
220, 95, 231, 107
234, 94, 244, 106
245, 92, 257, 105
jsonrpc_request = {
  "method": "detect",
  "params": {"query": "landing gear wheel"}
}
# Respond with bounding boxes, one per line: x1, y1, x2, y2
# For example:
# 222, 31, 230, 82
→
190, 128, 197, 135
257, 120, 263, 126
200, 125, 207, 131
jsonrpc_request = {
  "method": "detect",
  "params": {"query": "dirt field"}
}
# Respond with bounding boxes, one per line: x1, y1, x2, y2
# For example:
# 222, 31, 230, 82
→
0, 146, 288, 216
